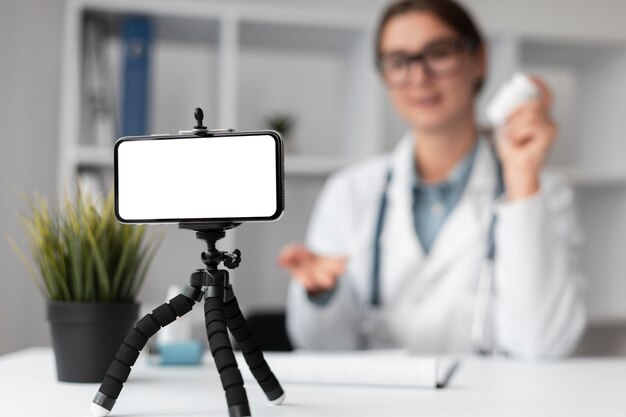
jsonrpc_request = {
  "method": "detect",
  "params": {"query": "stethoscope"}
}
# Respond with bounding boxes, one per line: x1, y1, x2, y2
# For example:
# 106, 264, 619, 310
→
364, 140, 505, 354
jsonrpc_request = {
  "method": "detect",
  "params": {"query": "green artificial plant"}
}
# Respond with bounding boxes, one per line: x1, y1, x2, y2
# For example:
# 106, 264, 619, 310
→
265, 112, 295, 138
9, 191, 161, 302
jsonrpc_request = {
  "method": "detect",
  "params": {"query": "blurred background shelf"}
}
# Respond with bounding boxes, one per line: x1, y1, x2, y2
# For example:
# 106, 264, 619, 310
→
557, 168, 626, 187
284, 155, 352, 176
55, 0, 626, 325
73, 145, 351, 176
71, 144, 626, 185
75, 145, 113, 167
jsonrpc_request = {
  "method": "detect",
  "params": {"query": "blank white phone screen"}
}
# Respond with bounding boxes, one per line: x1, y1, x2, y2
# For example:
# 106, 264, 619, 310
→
116, 135, 278, 221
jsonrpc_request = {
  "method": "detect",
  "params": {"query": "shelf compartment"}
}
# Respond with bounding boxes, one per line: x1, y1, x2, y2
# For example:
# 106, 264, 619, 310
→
73, 144, 350, 176
77, 8, 222, 147
236, 19, 379, 160
520, 38, 626, 172
75, 145, 113, 167
284, 154, 350, 176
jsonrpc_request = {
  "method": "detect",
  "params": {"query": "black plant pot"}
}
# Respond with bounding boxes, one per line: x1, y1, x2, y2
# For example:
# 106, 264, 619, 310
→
47, 302, 139, 383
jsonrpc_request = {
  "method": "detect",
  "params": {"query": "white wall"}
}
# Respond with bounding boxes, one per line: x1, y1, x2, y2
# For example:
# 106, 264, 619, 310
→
0, 0, 65, 354
0, 0, 10, 356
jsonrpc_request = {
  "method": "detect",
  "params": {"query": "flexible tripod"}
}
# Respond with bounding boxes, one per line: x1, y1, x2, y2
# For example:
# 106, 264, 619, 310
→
91, 222, 285, 417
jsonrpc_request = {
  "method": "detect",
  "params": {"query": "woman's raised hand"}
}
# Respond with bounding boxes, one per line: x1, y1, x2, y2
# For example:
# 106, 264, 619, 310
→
496, 76, 557, 201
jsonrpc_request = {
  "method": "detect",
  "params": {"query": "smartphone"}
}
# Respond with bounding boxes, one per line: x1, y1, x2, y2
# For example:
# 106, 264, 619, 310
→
114, 131, 284, 224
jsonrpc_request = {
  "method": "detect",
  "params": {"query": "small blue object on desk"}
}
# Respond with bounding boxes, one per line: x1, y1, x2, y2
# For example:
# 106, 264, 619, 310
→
157, 341, 203, 366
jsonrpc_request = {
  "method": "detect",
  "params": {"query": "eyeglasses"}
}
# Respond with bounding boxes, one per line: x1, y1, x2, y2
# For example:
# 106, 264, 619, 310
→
377, 38, 477, 88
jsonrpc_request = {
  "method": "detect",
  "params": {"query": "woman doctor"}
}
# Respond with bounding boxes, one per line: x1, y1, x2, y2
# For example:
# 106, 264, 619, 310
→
278, 0, 586, 358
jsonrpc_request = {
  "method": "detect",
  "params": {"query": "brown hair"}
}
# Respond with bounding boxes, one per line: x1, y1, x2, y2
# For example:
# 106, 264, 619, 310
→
375, 0, 486, 93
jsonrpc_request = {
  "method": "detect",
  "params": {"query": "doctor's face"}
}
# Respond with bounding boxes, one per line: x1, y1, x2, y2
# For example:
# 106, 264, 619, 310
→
378, 12, 485, 132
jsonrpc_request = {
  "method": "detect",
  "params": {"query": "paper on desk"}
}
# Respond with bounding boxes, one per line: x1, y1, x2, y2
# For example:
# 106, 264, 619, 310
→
237, 350, 459, 389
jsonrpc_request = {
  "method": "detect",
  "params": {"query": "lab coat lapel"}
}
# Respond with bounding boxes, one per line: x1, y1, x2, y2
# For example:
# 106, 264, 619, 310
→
381, 138, 498, 302
421, 140, 497, 280
379, 134, 425, 302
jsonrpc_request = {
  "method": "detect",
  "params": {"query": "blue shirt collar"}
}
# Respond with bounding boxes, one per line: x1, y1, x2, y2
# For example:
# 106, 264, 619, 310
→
413, 140, 479, 195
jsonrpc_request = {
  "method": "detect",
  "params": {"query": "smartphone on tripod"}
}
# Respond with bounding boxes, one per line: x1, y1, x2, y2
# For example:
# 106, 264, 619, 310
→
94, 114, 286, 417
114, 130, 284, 224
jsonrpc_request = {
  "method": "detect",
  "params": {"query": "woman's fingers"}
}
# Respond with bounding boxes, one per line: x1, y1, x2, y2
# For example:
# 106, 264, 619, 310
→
311, 265, 337, 290
298, 256, 344, 291
277, 242, 311, 269
293, 262, 335, 293
502, 97, 553, 144
506, 110, 554, 147
294, 267, 324, 292
278, 242, 346, 292
319, 256, 348, 276
506, 100, 545, 128
529, 75, 553, 108
506, 113, 542, 144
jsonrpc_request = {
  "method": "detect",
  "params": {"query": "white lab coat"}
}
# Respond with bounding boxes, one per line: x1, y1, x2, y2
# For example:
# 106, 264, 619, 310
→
286, 134, 586, 358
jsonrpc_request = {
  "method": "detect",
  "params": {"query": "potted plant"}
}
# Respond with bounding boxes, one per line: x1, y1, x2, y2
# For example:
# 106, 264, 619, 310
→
264, 112, 296, 153
9, 191, 161, 382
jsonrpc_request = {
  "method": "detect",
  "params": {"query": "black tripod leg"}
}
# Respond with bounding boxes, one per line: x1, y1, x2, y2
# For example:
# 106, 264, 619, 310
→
224, 287, 285, 405
91, 291, 200, 417
205, 296, 251, 417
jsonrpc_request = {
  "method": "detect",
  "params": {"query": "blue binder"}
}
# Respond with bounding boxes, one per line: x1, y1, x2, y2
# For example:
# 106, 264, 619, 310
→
121, 16, 152, 136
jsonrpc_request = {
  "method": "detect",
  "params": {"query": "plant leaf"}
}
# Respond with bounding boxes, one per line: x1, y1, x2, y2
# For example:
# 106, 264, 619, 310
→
85, 224, 110, 301
131, 234, 163, 300
12, 187, 162, 303
5, 234, 47, 298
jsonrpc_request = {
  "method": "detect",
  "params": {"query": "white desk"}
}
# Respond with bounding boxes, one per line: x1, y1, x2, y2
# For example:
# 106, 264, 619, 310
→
1, 348, 625, 417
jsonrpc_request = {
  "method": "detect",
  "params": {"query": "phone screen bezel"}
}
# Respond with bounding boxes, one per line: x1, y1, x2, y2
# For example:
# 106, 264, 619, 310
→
114, 130, 284, 224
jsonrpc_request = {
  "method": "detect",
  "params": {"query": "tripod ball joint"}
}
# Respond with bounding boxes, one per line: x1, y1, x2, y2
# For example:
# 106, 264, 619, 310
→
201, 248, 241, 270
224, 249, 241, 269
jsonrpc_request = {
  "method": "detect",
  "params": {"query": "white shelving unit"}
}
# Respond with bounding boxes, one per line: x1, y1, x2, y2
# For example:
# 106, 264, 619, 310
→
58, 0, 626, 321
57, 0, 379, 313
70, 143, 626, 185
72, 144, 350, 176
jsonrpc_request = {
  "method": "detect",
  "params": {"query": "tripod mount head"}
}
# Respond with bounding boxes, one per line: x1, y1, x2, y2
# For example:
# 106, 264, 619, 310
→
178, 107, 235, 137
179, 222, 242, 271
